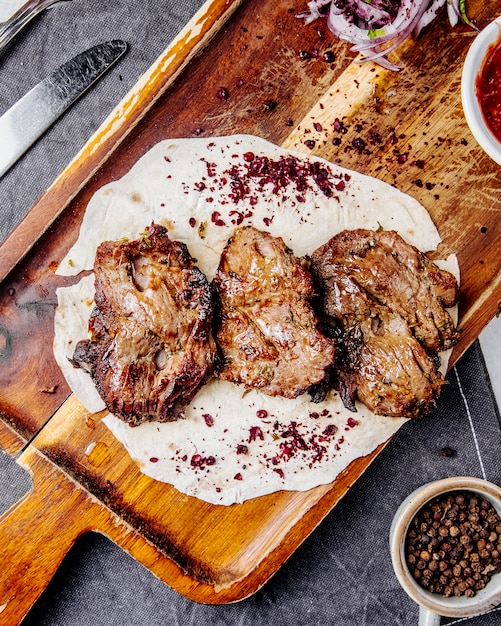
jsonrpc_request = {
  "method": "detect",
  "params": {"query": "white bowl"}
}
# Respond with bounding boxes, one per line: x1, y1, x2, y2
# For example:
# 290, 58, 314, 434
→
461, 16, 501, 165
390, 477, 501, 622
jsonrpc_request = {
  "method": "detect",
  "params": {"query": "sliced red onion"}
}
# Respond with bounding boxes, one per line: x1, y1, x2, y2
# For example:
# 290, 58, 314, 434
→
416, 0, 446, 34
447, 0, 459, 27
297, 0, 473, 70
297, 0, 331, 25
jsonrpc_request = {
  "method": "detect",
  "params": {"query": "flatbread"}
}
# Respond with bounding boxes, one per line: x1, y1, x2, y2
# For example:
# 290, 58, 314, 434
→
54, 134, 458, 506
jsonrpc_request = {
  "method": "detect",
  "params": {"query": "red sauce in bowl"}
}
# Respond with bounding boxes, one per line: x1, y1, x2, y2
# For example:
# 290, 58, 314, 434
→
477, 34, 501, 143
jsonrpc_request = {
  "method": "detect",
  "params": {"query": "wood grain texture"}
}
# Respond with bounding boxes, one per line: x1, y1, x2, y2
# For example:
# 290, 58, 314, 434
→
0, 0, 500, 618
0, 395, 390, 623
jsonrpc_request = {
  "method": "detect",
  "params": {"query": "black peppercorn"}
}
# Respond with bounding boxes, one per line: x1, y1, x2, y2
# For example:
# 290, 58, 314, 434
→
405, 490, 501, 597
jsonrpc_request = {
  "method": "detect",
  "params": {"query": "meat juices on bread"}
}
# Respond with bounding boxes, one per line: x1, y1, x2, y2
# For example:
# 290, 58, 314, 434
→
213, 226, 336, 398
310, 229, 460, 418
71, 223, 216, 425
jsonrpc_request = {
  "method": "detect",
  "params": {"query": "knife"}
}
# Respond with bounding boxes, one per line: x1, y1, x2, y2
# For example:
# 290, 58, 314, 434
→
0, 39, 128, 178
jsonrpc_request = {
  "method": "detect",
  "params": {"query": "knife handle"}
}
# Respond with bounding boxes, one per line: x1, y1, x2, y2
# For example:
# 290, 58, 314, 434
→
0, 446, 99, 625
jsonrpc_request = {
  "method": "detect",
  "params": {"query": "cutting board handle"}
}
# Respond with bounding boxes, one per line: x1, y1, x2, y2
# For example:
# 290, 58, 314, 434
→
0, 448, 99, 625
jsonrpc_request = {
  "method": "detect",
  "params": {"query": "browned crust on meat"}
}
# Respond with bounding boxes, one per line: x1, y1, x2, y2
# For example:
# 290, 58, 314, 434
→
311, 229, 459, 354
71, 223, 216, 425
310, 229, 460, 419
213, 226, 336, 399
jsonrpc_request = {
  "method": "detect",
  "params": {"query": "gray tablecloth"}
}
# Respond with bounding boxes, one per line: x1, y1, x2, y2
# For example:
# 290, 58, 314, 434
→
1, 2, 500, 624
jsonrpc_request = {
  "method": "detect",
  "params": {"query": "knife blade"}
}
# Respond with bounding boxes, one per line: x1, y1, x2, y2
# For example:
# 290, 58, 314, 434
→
0, 39, 128, 178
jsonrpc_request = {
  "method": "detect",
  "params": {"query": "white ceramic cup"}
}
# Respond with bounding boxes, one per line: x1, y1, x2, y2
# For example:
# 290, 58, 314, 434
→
461, 15, 501, 165
390, 477, 501, 625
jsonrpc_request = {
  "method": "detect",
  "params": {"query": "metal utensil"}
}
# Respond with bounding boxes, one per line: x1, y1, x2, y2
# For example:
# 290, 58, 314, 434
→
0, 0, 71, 53
0, 39, 128, 178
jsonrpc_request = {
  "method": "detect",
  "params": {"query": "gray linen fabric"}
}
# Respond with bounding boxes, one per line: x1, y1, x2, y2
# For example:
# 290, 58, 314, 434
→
1, 2, 500, 625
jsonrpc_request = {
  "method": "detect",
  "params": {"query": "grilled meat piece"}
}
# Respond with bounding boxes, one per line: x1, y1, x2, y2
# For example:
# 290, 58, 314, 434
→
213, 226, 335, 398
318, 270, 445, 417
311, 229, 459, 354
311, 229, 460, 418
71, 223, 216, 425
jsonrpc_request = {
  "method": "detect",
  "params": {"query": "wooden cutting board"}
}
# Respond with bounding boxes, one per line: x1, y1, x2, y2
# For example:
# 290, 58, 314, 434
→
1, 0, 500, 622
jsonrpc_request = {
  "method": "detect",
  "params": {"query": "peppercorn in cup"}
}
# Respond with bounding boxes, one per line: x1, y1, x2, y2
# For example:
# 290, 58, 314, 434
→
390, 477, 501, 622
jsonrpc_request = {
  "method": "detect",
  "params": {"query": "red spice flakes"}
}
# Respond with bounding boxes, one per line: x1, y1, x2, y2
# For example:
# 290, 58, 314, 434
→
351, 137, 367, 153
189, 217, 197, 228
346, 417, 359, 429
322, 424, 338, 437
333, 118, 348, 134
322, 50, 335, 63
277, 443, 293, 461
149, 457, 159, 463
234, 473, 243, 481
203, 413, 214, 427
216, 87, 229, 101
256, 409, 268, 419
263, 216, 274, 227
236, 444, 249, 455
229, 209, 252, 225
194, 150, 344, 215
248, 426, 264, 442
304, 139, 316, 149
191, 454, 203, 467
313, 122, 323, 132
233, 153, 338, 199
227, 174, 251, 204
191, 454, 216, 468
211, 210, 226, 226
204, 160, 217, 177
273, 468, 285, 478
272, 418, 337, 467
368, 129, 383, 146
